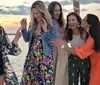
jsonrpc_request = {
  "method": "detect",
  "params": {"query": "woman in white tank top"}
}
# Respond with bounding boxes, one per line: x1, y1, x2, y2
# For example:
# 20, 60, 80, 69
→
64, 12, 91, 85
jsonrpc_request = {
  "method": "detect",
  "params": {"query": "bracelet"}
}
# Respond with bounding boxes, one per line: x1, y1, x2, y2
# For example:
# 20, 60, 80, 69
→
61, 45, 65, 49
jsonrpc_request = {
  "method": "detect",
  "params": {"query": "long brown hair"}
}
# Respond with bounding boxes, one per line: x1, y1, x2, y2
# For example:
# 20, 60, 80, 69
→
48, 1, 65, 28
65, 12, 86, 42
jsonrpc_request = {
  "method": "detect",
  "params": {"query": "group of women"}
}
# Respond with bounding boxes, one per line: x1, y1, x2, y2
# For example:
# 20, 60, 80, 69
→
0, 1, 100, 85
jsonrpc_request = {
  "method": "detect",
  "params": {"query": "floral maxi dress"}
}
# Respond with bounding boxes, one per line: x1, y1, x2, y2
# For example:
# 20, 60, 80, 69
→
21, 30, 54, 85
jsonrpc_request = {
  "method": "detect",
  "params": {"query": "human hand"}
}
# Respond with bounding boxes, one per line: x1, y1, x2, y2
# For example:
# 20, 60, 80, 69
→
41, 18, 47, 32
51, 39, 68, 49
51, 39, 63, 47
20, 18, 27, 30
13, 28, 22, 44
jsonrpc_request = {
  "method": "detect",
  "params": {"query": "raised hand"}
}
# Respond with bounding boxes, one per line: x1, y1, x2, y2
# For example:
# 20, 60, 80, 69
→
20, 18, 27, 30
13, 28, 22, 44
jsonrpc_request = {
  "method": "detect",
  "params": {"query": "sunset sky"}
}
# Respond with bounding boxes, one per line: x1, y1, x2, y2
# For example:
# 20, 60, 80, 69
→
0, 0, 100, 33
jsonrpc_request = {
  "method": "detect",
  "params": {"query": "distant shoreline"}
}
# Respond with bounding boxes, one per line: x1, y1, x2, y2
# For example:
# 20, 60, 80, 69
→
7, 33, 15, 35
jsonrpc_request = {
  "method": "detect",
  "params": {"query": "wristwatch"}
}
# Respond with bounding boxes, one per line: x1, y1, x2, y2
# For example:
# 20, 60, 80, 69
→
61, 45, 65, 49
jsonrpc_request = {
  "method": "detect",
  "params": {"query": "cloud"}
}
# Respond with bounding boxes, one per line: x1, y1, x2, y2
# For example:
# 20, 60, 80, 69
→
0, 0, 100, 15
0, 1, 71, 15
0, 5, 30, 15
80, 0, 100, 4
97, 9, 100, 11
43, 0, 100, 6
60, 0, 100, 5
45, 0, 100, 5
60, 1, 72, 5
81, 8, 88, 12
43, 1, 50, 6
23, 2, 29, 5
62, 8, 70, 13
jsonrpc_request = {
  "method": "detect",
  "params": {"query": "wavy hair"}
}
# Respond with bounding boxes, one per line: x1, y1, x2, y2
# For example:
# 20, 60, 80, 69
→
65, 12, 86, 41
29, 1, 52, 30
48, 1, 65, 28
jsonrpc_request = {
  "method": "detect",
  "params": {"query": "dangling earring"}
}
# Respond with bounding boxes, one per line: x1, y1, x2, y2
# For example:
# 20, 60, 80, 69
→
78, 23, 80, 27
68, 26, 71, 29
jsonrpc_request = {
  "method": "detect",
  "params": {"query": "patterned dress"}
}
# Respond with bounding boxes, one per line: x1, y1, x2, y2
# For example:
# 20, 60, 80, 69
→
0, 26, 21, 85
21, 30, 54, 85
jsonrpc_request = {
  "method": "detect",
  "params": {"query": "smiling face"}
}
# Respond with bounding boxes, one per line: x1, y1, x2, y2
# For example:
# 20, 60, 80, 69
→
68, 15, 78, 30
54, 4, 60, 19
81, 16, 90, 32
32, 8, 43, 22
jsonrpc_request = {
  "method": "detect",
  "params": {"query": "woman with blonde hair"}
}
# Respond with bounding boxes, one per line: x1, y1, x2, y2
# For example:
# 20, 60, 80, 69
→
20, 1, 56, 85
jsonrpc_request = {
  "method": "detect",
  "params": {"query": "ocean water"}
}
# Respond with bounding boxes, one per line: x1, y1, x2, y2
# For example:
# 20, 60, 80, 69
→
8, 35, 28, 82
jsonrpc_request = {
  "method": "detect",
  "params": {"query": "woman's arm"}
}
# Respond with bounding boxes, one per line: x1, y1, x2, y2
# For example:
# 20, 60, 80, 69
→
63, 46, 76, 55
0, 26, 21, 56
52, 36, 95, 59
42, 20, 56, 40
21, 28, 30, 42
41, 19, 56, 46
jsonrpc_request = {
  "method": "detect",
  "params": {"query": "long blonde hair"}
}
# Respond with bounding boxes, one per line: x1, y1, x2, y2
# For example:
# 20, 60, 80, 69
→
29, 1, 53, 30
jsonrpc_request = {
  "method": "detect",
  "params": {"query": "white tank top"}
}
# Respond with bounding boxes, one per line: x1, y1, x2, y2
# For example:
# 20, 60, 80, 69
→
69, 35, 85, 48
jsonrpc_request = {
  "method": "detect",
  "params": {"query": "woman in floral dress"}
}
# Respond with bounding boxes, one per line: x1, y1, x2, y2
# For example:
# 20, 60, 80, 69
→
20, 1, 56, 85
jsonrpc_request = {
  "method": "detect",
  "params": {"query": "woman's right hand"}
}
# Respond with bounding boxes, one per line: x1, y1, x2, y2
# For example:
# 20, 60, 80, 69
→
13, 28, 22, 45
20, 18, 27, 30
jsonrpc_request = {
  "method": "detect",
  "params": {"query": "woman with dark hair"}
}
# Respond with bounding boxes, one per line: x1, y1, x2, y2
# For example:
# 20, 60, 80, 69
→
48, 1, 69, 85
64, 12, 90, 85
52, 14, 100, 85
0, 26, 21, 85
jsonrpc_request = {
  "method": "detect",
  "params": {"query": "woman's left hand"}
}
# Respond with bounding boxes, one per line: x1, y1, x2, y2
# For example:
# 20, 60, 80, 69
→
41, 18, 47, 32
